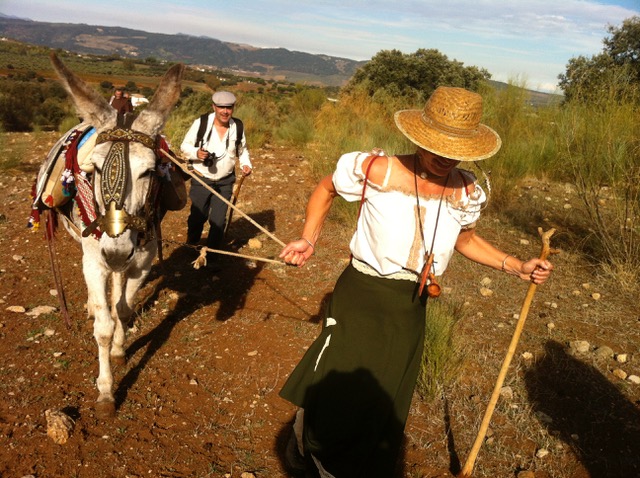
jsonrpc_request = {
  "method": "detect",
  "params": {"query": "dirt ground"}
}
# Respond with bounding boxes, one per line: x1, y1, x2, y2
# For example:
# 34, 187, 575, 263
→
1, 132, 639, 478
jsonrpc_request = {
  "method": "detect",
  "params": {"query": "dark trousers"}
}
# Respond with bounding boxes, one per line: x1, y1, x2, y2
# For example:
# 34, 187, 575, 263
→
187, 173, 235, 253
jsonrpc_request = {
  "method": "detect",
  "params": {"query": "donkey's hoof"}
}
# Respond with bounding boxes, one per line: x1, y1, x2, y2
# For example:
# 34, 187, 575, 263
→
111, 355, 126, 366
95, 400, 116, 419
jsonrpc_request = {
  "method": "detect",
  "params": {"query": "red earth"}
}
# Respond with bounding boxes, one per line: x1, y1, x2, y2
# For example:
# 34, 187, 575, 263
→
1, 132, 639, 478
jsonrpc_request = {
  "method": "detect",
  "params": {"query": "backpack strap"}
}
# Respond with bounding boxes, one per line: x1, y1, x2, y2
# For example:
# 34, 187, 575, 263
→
194, 113, 209, 147
232, 117, 244, 157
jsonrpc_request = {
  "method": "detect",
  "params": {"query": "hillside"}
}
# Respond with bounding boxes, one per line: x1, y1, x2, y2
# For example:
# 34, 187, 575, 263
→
0, 15, 367, 86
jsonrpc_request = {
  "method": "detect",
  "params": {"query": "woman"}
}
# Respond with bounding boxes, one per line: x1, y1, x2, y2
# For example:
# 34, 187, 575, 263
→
279, 86, 553, 477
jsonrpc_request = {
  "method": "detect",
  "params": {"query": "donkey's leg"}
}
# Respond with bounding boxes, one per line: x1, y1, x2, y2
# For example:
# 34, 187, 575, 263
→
120, 244, 157, 319
83, 241, 117, 418
110, 271, 127, 366
111, 245, 157, 364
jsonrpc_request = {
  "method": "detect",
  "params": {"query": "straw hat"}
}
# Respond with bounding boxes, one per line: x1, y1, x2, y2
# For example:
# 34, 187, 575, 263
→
394, 86, 501, 161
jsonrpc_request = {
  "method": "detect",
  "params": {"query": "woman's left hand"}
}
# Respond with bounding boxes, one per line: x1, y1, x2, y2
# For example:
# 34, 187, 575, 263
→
519, 259, 553, 284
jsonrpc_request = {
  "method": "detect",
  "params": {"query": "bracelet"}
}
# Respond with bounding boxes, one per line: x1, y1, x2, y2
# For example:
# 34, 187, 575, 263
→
301, 237, 315, 250
501, 254, 511, 272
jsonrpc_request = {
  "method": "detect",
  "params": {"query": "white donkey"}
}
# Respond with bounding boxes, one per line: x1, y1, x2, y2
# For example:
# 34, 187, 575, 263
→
48, 53, 184, 418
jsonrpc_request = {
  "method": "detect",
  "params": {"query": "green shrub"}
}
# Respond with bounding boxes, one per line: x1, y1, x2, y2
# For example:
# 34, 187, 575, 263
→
290, 88, 326, 115
233, 97, 279, 150
555, 84, 640, 287
58, 116, 81, 133
417, 298, 466, 401
164, 91, 212, 146
478, 81, 556, 204
309, 89, 408, 177
274, 113, 314, 146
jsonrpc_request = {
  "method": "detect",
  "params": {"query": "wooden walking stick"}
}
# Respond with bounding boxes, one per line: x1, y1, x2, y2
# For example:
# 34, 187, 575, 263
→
458, 227, 557, 478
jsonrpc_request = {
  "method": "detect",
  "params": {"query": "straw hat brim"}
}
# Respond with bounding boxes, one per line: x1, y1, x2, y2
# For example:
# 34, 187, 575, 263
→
394, 110, 501, 161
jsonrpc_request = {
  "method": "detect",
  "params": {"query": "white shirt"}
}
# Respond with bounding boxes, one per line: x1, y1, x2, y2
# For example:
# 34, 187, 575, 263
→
180, 114, 252, 181
333, 152, 486, 277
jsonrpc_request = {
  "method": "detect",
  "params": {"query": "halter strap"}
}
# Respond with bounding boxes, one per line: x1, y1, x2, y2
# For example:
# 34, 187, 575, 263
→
96, 128, 156, 150
96, 114, 155, 150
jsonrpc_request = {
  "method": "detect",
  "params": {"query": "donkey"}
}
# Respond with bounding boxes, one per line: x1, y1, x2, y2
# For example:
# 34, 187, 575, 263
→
48, 53, 184, 417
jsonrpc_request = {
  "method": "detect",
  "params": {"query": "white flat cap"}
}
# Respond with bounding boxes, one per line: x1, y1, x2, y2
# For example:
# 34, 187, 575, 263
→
212, 91, 236, 107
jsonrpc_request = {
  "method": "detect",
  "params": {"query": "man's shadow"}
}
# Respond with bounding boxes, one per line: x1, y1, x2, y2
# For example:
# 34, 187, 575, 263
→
113, 209, 277, 410
524, 340, 640, 477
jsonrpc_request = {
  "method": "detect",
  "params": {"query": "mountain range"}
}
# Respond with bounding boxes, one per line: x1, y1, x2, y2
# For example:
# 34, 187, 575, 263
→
0, 14, 562, 105
0, 14, 366, 86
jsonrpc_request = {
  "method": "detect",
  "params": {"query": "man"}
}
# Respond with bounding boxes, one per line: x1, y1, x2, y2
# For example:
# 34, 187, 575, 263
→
109, 88, 133, 115
180, 91, 252, 271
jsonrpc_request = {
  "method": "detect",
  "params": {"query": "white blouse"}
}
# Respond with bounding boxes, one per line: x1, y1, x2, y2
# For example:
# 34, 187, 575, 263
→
333, 152, 486, 278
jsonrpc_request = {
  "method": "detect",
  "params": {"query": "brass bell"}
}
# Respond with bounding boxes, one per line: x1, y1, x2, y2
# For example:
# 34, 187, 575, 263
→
101, 201, 129, 237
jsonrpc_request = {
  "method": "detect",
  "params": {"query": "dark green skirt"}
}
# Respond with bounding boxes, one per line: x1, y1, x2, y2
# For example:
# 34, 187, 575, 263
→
280, 263, 427, 477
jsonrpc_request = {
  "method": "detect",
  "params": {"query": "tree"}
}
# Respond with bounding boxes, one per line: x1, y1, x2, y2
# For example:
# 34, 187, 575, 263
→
344, 48, 491, 102
35, 98, 66, 130
0, 84, 38, 131
559, 16, 640, 103
204, 73, 221, 92
122, 58, 136, 71
140, 86, 155, 98
603, 16, 640, 79
125, 81, 138, 92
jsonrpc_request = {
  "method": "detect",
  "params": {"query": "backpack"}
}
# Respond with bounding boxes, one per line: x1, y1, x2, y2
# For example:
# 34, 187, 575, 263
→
194, 113, 244, 157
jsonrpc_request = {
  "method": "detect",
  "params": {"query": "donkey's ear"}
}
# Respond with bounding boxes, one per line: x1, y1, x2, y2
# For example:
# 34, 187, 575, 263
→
133, 63, 185, 136
50, 52, 114, 127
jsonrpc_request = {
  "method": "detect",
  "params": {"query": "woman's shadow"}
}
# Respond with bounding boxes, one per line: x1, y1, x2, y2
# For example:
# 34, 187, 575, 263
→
275, 368, 407, 477
524, 340, 640, 477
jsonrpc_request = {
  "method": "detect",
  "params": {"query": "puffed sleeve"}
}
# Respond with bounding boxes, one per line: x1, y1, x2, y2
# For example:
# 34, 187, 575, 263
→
450, 169, 487, 229
331, 151, 371, 202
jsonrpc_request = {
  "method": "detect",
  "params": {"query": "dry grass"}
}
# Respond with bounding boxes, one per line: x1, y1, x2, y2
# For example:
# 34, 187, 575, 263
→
417, 298, 467, 401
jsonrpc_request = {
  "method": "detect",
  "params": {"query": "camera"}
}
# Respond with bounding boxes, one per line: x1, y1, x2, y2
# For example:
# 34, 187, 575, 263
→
202, 151, 217, 167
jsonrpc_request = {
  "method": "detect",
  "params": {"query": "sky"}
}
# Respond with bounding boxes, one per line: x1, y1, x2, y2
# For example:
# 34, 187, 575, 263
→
2, 0, 639, 93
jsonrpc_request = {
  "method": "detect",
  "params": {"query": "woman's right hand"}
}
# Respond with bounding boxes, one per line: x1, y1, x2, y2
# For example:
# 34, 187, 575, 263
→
279, 239, 315, 267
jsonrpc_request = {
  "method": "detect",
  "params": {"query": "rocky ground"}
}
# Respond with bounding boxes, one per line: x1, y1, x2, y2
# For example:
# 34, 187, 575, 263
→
1, 131, 639, 478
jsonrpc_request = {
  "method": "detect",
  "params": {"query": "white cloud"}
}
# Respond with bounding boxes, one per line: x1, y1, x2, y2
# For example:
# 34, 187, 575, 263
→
2, 0, 638, 92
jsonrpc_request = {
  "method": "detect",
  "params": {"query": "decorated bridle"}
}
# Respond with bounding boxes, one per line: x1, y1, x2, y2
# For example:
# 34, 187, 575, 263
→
81, 114, 160, 240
